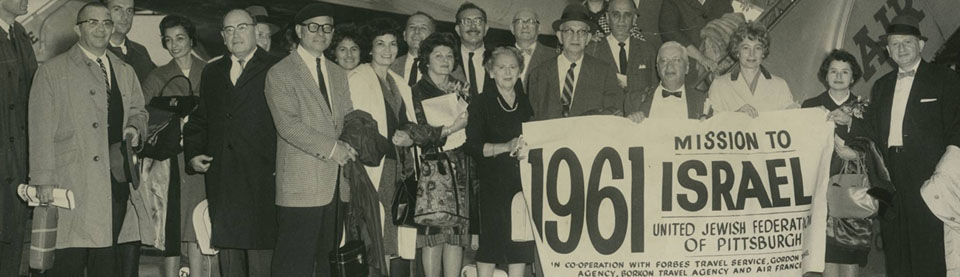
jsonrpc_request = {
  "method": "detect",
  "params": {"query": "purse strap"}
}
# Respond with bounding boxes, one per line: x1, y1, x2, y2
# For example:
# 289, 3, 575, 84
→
157, 75, 194, 97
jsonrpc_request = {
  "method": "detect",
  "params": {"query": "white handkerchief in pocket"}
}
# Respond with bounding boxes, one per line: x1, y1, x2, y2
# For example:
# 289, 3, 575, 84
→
921, 98, 938, 103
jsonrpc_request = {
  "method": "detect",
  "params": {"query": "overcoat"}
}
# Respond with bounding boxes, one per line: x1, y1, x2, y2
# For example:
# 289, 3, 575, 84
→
0, 21, 37, 244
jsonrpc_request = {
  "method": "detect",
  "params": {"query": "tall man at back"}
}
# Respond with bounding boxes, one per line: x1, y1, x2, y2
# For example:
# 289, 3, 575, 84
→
0, 0, 37, 275
104, 0, 155, 82
584, 0, 658, 95
454, 2, 492, 95
391, 11, 435, 88
511, 7, 556, 89
183, 9, 280, 277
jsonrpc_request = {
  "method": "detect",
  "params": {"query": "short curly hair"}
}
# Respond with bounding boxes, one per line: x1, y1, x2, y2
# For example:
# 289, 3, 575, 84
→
323, 23, 360, 62
417, 32, 459, 75
159, 15, 198, 50
358, 18, 402, 64
727, 21, 770, 60
484, 46, 525, 73
817, 49, 863, 88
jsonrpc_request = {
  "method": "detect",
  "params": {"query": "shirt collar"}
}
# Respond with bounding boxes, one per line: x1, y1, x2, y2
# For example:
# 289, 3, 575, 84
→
78, 44, 109, 62
231, 48, 257, 65
559, 53, 584, 67
0, 18, 12, 36
607, 35, 628, 46
898, 59, 921, 73
730, 65, 772, 81
660, 83, 685, 93
461, 44, 485, 57
516, 42, 537, 53
110, 37, 127, 49
297, 45, 325, 65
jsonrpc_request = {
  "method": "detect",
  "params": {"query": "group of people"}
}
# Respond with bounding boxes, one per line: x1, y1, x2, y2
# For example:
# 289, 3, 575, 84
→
0, 0, 958, 276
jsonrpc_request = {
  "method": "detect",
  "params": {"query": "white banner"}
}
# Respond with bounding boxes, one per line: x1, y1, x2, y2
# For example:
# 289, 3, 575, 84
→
519, 109, 834, 277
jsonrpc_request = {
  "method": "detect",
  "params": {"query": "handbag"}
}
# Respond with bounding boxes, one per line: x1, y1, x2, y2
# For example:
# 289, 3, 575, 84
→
827, 154, 878, 219
330, 171, 369, 277
139, 75, 197, 160
392, 147, 419, 227
414, 151, 469, 228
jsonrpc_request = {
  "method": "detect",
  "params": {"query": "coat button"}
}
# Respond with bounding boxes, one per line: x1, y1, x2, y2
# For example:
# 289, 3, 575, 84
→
7, 104, 13, 110
93, 122, 100, 128
935, 195, 940, 200
227, 144, 233, 150
90, 90, 96, 95
226, 113, 232, 119
93, 155, 100, 162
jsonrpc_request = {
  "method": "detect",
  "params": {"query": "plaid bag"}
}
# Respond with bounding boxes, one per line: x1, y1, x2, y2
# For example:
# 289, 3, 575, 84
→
414, 151, 469, 228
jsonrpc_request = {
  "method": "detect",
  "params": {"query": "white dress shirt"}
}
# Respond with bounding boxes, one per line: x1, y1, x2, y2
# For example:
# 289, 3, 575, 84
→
401, 54, 418, 85
110, 37, 128, 55
649, 84, 689, 120
79, 44, 112, 87
888, 60, 920, 147
461, 45, 486, 92
296, 45, 332, 95
517, 43, 537, 80
229, 50, 255, 85
0, 18, 12, 40
557, 54, 584, 105
606, 35, 629, 71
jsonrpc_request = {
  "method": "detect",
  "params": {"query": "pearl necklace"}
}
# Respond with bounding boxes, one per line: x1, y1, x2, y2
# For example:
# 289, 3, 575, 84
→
497, 92, 518, 112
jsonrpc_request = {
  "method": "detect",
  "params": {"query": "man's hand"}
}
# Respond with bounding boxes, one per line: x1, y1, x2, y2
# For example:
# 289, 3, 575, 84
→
828, 109, 853, 126
190, 155, 214, 172
332, 141, 358, 166
36, 186, 54, 205
392, 131, 414, 147
627, 111, 646, 123
123, 126, 140, 147
736, 104, 759, 118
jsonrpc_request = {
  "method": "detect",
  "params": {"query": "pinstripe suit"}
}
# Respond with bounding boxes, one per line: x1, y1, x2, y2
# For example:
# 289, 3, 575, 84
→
265, 47, 353, 276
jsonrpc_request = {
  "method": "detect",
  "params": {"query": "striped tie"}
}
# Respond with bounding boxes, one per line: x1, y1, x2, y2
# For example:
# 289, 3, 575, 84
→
96, 58, 109, 90
561, 62, 577, 117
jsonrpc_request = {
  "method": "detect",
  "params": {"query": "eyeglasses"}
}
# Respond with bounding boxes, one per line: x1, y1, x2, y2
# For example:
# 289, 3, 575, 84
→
300, 23, 335, 34
459, 17, 486, 26
560, 29, 590, 36
76, 19, 115, 28
222, 22, 253, 34
513, 18, 539, 25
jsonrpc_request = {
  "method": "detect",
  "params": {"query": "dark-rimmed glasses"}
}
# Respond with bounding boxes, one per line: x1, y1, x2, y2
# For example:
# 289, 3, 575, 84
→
300, 23, 335, 34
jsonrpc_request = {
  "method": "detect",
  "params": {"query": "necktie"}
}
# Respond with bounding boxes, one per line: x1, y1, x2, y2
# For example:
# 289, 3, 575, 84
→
662, 89, 682, 98
97, 58, 109, 90
897, 70, 916, 79
408, 58, 419, 86
7, 25, 14, 42
316, 58, 331, 109
522, 47, 534, 56
618, 41, 628, 74
561, 63, 577, 117
468, 51, 478, 97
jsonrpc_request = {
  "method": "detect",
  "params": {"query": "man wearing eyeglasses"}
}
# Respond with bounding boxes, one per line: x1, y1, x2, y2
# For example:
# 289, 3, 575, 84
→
453, 2, 493, 97
0, 0, 37, 275
102, 0, 156, 83
584, 0, 658, 96
511, 8, 556, 89
182, 8, 280, 277
527, 4, 623, 121
28, 2, 148, 275
262, 3, 357, 276
391, 11, 435, 89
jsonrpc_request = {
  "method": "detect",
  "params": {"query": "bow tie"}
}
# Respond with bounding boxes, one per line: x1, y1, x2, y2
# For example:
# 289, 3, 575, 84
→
521, 48, 534, 56
662, 89, 682, 98
898, 70, 916, 79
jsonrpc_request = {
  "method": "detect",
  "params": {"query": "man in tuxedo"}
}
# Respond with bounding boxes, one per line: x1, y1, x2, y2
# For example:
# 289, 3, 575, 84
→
263, 3, 357, 276
527, 4, 622, 121
103, 0, 155, 82
831, 14, 960, 276
391, 11, 435, 87
511, 8, 556, 89
625, 41, 709, 122
0, 0, 37, 275
584, 0, 658, 95
183, 9, 280, 277
454, 2, 492, 96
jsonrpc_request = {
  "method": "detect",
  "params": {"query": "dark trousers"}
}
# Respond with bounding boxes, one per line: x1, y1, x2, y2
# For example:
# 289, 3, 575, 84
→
272, 201, 341, 277
880, 149, 946, 276
46, 177, 135, 276
219, 248, 273, 277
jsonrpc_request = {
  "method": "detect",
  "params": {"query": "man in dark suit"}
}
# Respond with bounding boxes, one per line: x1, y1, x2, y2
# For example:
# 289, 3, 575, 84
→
527, 4, 622, 121
264, 3, 358, 276
391, 11, 435, 88
0, 0, 37, 275
511, 8, 556, 89
831, 15, 960, 276
625, 41, 709, 122
454, 2, 493, 96
658, 0, 732, 72
585, 0, 658, 95
183, 9, 280, 277
104, 0, 156, 82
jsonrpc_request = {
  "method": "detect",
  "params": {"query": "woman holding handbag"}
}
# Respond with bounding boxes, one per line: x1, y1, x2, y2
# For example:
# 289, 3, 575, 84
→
463, 46, 535, 277
140, 15, 215, 277
801, 49, 872, 277
393, 32, 476, 277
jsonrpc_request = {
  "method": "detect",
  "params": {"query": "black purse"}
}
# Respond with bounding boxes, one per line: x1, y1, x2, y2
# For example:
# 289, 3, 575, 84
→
392, 146, 419, 227
139, 75, 197, 160
329, 171, 369, 277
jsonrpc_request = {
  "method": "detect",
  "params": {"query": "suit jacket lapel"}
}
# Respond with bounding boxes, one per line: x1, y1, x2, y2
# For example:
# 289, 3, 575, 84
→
235, 49, 268, 88
686, 89, 705, 119
628, 37, 644, 73
325, 59, 346, 122
593, 38, 616, 68
903, 61, 930, 129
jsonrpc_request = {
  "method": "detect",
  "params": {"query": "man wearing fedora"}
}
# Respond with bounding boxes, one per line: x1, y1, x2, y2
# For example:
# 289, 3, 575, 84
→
527, 3, 623, 121
246, 5, 281, 55
831, 14, 960, 276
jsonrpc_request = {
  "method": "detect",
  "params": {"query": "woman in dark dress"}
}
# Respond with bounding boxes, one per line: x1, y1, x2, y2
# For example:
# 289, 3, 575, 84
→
464, 46, 535, 277
801, 49, 869, 277
393, 32, 475, 277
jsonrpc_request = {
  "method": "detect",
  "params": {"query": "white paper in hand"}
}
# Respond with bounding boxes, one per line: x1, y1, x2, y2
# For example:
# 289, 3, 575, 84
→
421, 93, 468, 149
17, 184, 76, 209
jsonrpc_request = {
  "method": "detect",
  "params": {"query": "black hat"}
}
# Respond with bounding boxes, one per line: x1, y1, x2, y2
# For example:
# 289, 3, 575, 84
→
246, 6, 279, 35
552, 4, 599, 32
294, 3, 334, 24
880, 14, 927, 42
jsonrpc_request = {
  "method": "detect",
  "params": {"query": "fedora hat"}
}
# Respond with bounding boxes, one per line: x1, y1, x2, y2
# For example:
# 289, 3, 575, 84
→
552, 4, 599, 32
880, 14, 927, 42
246, 5, 280, 35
